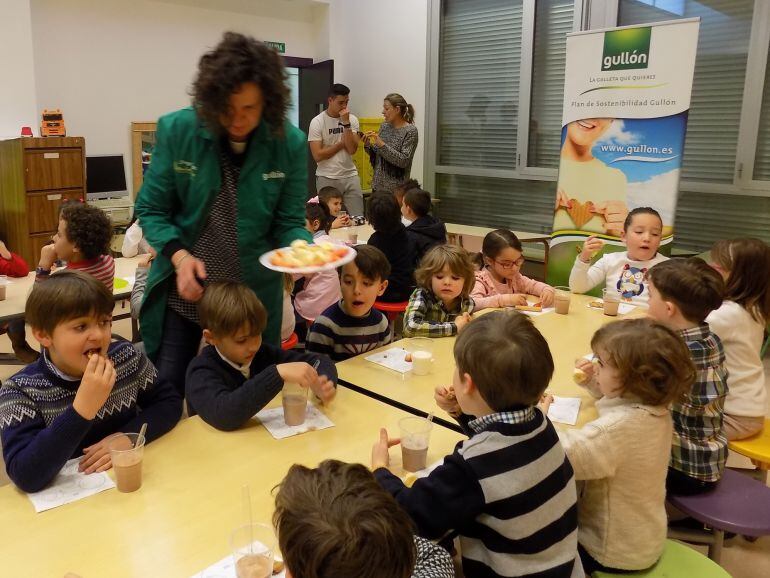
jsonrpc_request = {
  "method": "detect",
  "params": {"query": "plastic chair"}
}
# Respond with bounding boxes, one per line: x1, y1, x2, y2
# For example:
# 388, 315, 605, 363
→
281, 333, 299, 350
374, 300, 409, 321
666, 468, 770, 562
592, 539, 730, 577
374, 300, 409, 341
728, 418, 770, 483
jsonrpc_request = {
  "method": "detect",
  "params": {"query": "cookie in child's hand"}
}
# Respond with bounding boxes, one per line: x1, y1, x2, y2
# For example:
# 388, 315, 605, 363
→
573, 368, 590, 385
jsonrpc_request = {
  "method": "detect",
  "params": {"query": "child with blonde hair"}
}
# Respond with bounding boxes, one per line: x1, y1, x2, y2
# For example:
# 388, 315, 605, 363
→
707, 238, 770, 440
472, 229, 555, 309
403, 245, 475, 337
560, 318, 695, 574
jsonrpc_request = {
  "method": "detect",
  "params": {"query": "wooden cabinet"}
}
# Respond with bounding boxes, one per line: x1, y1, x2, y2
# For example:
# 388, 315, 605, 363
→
0, 137, 86, 266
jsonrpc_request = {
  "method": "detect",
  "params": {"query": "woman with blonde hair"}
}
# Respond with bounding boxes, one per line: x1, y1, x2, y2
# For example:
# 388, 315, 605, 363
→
364, 93, 419, 194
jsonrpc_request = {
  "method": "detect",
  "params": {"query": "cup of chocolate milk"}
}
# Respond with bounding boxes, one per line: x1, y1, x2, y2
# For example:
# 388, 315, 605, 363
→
0, 275, 7, 301
602, 288, 621, 316
230, 523, 276, 578
554, 286, 571, 315
282, 382, 308, 427
108, 432, 145, 493
399, 416, 433, 472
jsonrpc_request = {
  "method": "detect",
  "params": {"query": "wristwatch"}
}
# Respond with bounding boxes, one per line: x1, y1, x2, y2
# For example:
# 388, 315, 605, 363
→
341, 123, 351, 128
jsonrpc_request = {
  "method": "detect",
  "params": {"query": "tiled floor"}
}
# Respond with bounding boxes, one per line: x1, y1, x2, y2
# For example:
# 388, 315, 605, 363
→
0, 319, 768, 576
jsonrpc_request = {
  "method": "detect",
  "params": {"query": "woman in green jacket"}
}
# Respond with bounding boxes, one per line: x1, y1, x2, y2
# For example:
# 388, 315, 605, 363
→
134, 32, 311, 397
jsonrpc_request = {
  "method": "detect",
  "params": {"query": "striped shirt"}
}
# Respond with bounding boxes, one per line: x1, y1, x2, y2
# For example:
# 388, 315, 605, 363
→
66, 254, 115, 288
670, 323, 728, 483
306, 301, 391, 362
403, 287, 474, 338
36, 254, 115, 288
376, 408, 581, 578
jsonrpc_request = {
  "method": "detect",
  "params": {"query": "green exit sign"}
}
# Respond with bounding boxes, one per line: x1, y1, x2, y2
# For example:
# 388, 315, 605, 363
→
265, 41, 286, 54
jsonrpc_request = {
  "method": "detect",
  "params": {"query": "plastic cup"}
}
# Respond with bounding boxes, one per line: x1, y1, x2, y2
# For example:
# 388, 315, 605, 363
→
108, 432, 145, 493
602, 288, 620, 316
399, 416, 433, 472
407, 338, 434, 376
0, 275, 7, 301
554, 286, 571, 315
282, 382, 308, 426
348, 233, 358, 244
230, 523, 276, 578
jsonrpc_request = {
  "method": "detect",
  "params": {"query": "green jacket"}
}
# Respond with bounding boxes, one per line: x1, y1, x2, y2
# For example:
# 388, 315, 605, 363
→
134, 107, 311, 360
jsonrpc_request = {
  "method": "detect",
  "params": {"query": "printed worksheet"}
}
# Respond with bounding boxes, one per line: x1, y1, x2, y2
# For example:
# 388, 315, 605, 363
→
255, 404, 334, 440
26, 458, 116, 513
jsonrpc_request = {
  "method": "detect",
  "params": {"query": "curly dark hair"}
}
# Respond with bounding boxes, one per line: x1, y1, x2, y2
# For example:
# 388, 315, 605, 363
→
60, 201, 113, 260
191, 31, 289, 137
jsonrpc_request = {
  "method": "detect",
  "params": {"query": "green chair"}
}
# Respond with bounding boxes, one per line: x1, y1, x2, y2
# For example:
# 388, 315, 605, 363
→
592, 540, 731, 577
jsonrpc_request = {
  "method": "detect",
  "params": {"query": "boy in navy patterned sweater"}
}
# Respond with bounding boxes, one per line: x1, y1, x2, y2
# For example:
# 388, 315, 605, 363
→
372, 311, 582, 578
307, 245, 392, 361
0, 271, 182, 492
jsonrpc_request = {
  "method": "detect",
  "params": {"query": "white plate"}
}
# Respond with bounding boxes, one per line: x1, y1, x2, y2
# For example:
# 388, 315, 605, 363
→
259, 244, 357, 274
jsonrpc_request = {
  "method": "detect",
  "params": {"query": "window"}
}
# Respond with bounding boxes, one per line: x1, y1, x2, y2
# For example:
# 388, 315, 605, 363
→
618, 0, 754, 185
753, 40, 770, 181
426, 0, 576, 231
437, 0, 523, 169
426, 0, 770, 252
527, 0, 574, 169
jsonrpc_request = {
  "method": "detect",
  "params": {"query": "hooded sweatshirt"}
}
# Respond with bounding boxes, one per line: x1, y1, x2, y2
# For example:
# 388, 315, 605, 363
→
406, 215, 447, 265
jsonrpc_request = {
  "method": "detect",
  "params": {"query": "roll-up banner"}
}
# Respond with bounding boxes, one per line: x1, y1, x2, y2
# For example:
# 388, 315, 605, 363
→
547, 18, 700, 290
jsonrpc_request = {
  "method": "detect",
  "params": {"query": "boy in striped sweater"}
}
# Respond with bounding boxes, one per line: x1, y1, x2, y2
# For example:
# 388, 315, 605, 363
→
373, 310, 582, 578
307, 245, 392, 361
8, 201, 116, 362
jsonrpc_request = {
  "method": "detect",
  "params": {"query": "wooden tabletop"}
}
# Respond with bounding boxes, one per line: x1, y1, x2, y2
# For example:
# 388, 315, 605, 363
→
0, 387, 463, 578
328, 223, 549, 247
0, 257, 140, 323
337, 294, 645, 429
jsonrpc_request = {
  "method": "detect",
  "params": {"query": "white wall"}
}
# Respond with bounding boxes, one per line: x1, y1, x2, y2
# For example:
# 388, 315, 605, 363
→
29, 0, 327, 195
0, 0, 38, 138
327, 0, 429, 185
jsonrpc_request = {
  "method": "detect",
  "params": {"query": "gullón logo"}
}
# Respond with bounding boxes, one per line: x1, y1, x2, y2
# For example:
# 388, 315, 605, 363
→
602, 27, 651, 71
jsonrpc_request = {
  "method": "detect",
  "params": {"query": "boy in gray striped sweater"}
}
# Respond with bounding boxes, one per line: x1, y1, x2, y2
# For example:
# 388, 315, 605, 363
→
373, 311, 582, 578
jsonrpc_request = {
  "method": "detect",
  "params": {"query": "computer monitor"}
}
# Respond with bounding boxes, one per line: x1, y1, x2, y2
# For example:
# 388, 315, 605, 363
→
86, 154, 128, 200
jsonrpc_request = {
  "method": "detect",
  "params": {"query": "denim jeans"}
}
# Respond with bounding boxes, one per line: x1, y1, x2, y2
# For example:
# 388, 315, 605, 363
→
154, 308, 203, 398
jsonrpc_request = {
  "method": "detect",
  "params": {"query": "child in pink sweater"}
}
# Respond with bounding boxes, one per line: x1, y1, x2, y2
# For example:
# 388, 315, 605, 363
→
472, 229, 555, 309
293, 201, 342, 323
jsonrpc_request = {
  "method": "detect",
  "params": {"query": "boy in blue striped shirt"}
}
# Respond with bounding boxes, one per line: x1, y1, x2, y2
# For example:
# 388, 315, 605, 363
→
372, 311, 581, 578
307, 245, 392, 361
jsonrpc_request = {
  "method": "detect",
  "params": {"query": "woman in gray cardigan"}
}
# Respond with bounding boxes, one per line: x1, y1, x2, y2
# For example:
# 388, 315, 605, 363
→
364, 93, 419, 194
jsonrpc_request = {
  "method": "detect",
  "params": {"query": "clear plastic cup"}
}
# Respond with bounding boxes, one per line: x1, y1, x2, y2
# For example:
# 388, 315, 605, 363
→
407, 338, 435, 376
282, 382, 308, 426
554, 286, 571, 315
399, 416, 433, 472
108, 432, 145, 493
602, 288, 621, 316
230, 523, 276, 578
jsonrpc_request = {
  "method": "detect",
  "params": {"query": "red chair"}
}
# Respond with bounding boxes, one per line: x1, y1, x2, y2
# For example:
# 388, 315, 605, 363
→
281, 332, 299, 350
374, 301, 409, 321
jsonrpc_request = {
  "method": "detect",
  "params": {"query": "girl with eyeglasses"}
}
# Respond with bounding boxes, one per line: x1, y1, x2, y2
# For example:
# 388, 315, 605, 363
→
471, 229, 555, 310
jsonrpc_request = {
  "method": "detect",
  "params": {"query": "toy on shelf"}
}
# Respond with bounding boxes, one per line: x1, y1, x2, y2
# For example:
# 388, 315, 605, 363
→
41, 109, 66, 137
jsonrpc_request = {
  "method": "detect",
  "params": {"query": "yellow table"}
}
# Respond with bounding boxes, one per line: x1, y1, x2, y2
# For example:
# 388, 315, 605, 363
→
0, 256, 140, 323
336, 294, 645, 429
328, 223, 549, 252
0, 387, 463, 578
